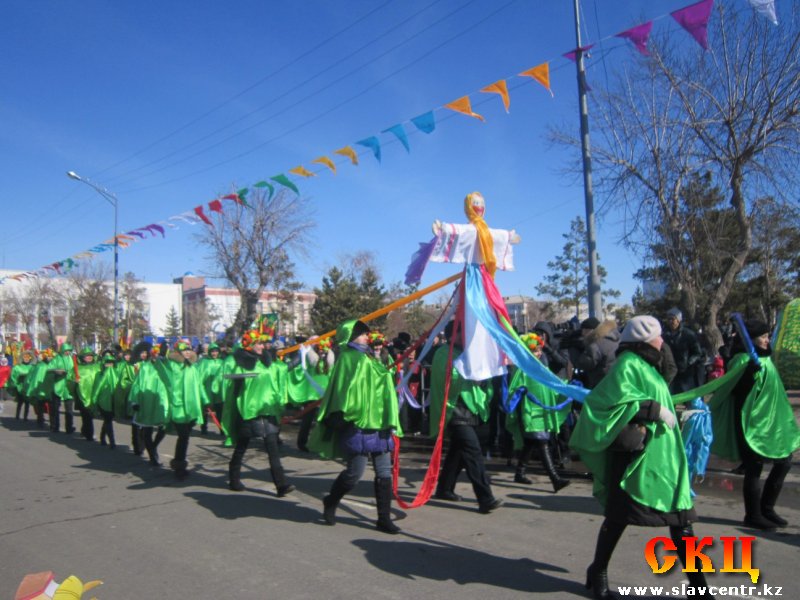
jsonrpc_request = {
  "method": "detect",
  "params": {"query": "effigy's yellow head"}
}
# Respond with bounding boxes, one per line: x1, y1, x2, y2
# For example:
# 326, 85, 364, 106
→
463, 191, 485, 221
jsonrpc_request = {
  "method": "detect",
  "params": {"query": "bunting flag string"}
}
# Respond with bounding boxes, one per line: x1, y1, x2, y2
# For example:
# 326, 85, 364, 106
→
7, 0, 767, 286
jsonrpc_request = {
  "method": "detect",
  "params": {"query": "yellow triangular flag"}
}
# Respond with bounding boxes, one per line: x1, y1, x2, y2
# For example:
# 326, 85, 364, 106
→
334, 146, 358, 165
519, 63, 553, 97
289, 165, 316, 178
480, 80, 510, 112
312, 156, 336, 174
444, 96, 485, 121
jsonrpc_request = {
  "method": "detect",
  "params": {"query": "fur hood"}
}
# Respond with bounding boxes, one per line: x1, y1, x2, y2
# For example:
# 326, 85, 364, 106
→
585, 320, 620, 344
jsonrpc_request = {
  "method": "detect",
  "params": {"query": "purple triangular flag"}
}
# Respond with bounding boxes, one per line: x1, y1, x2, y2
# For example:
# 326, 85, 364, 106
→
563, 44, 594, 62
671, 0, 714, 50
404, 238, 437, 286
615, 21, 653, 56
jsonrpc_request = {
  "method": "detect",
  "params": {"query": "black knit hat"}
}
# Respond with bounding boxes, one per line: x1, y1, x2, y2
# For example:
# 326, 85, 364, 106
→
349, 320, 370, 342
580, 317, 600, 330
745, 319, 770, 339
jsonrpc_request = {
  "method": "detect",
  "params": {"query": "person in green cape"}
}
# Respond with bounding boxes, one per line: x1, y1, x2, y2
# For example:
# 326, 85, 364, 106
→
288, 337, 334, 453
92, 351, 120, 449
114, 347, 142, 456
570, 316, 712, 600
129, 341, 170, 467
221, 329, 295, 496
429, 321, 502, 513
25, 348, 55, 429
162, 341, 203, 480
198, 342, 224, 435
10, 349, 36, 421
709, 319, 799, 531
310, 319, 403, 534
49, 342, 78, 434
75, 348, 100, 441
505, 332, 570, 492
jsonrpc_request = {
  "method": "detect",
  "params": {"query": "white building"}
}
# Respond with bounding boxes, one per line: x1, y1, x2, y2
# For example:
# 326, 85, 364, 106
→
176, 275, 316, 340
0, 269, 181, 347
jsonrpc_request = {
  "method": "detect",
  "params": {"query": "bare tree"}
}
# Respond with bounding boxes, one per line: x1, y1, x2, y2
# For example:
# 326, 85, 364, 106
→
196, 188, 313, 338
552, 5, 800, 350
64, 262, 113, 348
184, 296, 221, 339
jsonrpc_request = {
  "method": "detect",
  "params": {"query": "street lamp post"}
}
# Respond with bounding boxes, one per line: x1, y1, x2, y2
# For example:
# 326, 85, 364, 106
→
66, 171, 119, 345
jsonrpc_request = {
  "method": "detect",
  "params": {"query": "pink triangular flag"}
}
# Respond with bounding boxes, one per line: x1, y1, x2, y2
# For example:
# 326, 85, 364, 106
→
671, 0, 714, 50
615, 21, 653, 56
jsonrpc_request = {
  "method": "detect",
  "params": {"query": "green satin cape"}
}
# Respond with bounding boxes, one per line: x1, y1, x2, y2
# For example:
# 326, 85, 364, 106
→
569, 351, 694, 513
160, 359, 203, 425
76, 363, 100, 409
129, 360, 171, 427
25, 360, 54, 401
50, 353, 77, 400
506, 367, 570, 449
197, 356, 224, 405
9, 362, 34, 397
309, 346, 401, 459
427, 345, 491, 438
92, 365, 120, 413
287, 361, 330, 404
709, 354, 800, 461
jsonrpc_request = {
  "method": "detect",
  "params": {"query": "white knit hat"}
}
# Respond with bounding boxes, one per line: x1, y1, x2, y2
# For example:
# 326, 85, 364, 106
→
620, 316, 662, 344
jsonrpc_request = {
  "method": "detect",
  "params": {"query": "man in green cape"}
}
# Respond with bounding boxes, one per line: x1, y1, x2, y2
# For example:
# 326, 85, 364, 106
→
75, 348, 100, 441
505, 332, 570, 492
49, 342, 78, 434
570, 315, 712, 599
161, 342, 203, 480
709, 319, 799, 530
129, 341, 170, 466
221, 330, 294, 497
25, 348, 55, 429
92, 351, 120, 449
10, 349, 36, 421
311, 319, 403, 534
198, 342, 224, 435
428, 321, 501, 513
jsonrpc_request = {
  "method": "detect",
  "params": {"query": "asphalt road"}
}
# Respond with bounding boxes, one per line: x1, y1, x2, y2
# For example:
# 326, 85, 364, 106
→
0, 402, 797, 599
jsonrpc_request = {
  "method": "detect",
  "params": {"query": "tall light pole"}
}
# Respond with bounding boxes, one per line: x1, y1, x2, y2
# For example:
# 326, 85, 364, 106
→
572, 0, 602, 319
66, 171, 120, 345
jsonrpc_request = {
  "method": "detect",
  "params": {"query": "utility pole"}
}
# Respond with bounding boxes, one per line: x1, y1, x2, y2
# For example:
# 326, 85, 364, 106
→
572, 0, 602, 319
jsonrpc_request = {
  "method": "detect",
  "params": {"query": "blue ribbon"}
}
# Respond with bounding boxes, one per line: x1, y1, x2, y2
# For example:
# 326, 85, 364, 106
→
464, 264, 589, 401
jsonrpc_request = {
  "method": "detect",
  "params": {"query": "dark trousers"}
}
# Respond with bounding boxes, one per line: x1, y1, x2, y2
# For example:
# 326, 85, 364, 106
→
230, 432, 287, 487
142, 426, 166, 463
437, 423, 494, 505
99, 410, 116, 447
76, 400, 94, 440
172, 422, 194, 464
296, 404, 319, 450
49, 398, 74, 433
15, 395, 31, 420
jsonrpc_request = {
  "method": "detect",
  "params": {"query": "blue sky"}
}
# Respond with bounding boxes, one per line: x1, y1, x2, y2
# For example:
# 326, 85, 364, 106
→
1, 0, 728, 307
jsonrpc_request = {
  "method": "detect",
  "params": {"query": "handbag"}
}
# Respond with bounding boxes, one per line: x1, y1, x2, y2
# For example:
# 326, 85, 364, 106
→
611, 423, 648, 452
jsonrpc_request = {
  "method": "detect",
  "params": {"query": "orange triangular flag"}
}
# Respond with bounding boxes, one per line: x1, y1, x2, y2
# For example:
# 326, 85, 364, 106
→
519, 63, 553, 97
289, 165, 316, 178
312, 156, 336, 174
444, 96, 485, 121
334, 146, 358, 165
480, 80, 510, 112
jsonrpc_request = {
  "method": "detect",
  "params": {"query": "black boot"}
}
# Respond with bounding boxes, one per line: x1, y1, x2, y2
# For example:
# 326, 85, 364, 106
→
322, 473, 353, 525
742, 463, 776, 531
586, 519, 626, 600
374, 477, 400, 534
228, 461, 245, 491
761, 459, 791, 527
671, 525, 716, 598
538, 440, 570, 493
172, 459, 189, 481
514, 464, 532, 484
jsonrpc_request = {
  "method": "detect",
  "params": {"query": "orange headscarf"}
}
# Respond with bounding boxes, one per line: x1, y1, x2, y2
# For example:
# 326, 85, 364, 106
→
463, 192, 496, 277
